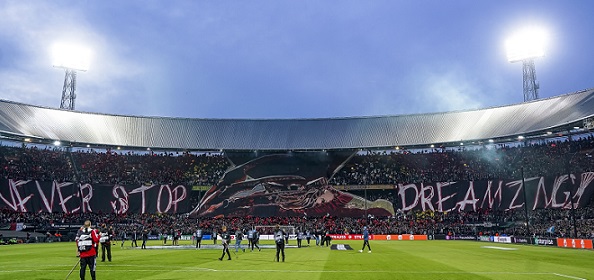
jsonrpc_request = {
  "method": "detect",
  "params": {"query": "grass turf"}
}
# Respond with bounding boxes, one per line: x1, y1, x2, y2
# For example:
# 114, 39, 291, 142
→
0, 240, 593, 280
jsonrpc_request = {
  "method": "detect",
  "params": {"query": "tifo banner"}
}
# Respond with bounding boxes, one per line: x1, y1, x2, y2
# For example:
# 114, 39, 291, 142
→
191, 152, 396, 218
397, 172, 594, 212
192, 151, 594, 217
0, 179, 190, 214
557, 238, 593, 249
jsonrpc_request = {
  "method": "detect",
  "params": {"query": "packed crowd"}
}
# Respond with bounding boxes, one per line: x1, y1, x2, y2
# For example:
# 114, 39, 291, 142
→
0, 145, 229, 186
1, 134, 594, 240
2, 135, 593, 187
330, 134, 594, 185
72, 150, 228, 186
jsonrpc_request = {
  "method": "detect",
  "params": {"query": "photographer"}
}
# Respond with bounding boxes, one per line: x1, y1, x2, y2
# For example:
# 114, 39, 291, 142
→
76, 220, 100, 280
274, 225, 286, 262
218, 226, 232, 261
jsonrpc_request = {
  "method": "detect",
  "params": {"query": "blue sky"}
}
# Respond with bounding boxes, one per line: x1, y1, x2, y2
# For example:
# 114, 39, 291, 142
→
0, 0, 593, 119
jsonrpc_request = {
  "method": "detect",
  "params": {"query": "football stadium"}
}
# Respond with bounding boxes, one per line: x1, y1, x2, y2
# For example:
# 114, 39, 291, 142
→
2, 2, 594, 280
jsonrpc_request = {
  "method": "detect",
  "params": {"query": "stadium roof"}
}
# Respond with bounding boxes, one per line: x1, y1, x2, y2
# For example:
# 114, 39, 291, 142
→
1, 88, 593, 151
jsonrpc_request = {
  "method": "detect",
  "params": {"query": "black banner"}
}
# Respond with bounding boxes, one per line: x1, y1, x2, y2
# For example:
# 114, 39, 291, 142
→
0, 179, 190, 214
397, 172, 594, 212
2, 172, 594, 216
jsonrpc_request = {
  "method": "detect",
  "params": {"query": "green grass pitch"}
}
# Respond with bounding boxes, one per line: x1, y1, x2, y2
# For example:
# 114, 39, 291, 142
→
1, 240, 592, 280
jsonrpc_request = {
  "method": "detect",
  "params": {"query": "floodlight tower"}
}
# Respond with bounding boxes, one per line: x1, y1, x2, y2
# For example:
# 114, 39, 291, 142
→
506, 28, 547, 102
52, 43, 91, 110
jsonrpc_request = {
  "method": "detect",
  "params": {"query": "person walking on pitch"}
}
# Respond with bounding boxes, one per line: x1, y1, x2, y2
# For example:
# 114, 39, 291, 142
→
218, 226, 232, 261
274, 225, 286, 262
359, 226, 371, 253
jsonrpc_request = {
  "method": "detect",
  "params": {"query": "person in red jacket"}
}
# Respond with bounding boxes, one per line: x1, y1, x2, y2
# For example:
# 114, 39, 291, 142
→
76, 220, 100, 280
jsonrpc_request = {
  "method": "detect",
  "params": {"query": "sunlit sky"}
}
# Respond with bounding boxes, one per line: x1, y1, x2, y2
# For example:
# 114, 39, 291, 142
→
1, 0, 593, 119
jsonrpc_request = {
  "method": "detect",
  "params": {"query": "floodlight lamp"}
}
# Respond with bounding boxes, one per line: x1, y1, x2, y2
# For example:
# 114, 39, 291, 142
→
488, 139, 494, 143
52, 43, 91, 71
506, 27, 547, 63
54, 140, 61, 146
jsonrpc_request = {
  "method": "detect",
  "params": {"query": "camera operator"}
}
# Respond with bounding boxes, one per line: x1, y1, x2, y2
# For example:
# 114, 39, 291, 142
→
76, 220, 100, 280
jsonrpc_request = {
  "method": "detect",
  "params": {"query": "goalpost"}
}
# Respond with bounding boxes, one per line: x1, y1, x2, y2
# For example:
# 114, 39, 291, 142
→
255, 225, 296, 240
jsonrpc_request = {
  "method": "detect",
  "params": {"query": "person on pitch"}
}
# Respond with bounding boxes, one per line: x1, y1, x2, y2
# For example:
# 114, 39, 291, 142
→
76, 220, 100, 280
274, 225, 286, 262
247, 227, 254, 250
141, 230, 148, 249
212, 228, 218, 245
234, 228, 245, 253
359, 226, 371, 253
131, 229, 138, 247
251, 228, 261, 251
296, 228, 303, 248
99, 224, 113, 262
195, 226, 203, 249
218, 226, 232, 261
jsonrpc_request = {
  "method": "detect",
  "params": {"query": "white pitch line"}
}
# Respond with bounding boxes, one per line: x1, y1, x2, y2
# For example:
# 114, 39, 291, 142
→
0, 265, 587, 279
481, 246, 518, 251
0, 268, 572, 277
553, 273, 587, 280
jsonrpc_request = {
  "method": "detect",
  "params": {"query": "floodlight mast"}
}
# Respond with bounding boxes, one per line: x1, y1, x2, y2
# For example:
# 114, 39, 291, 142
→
521, 59, 539, 102
506, 28, 546, 102
52, 44, 90, 110
59, 69, 77, 110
